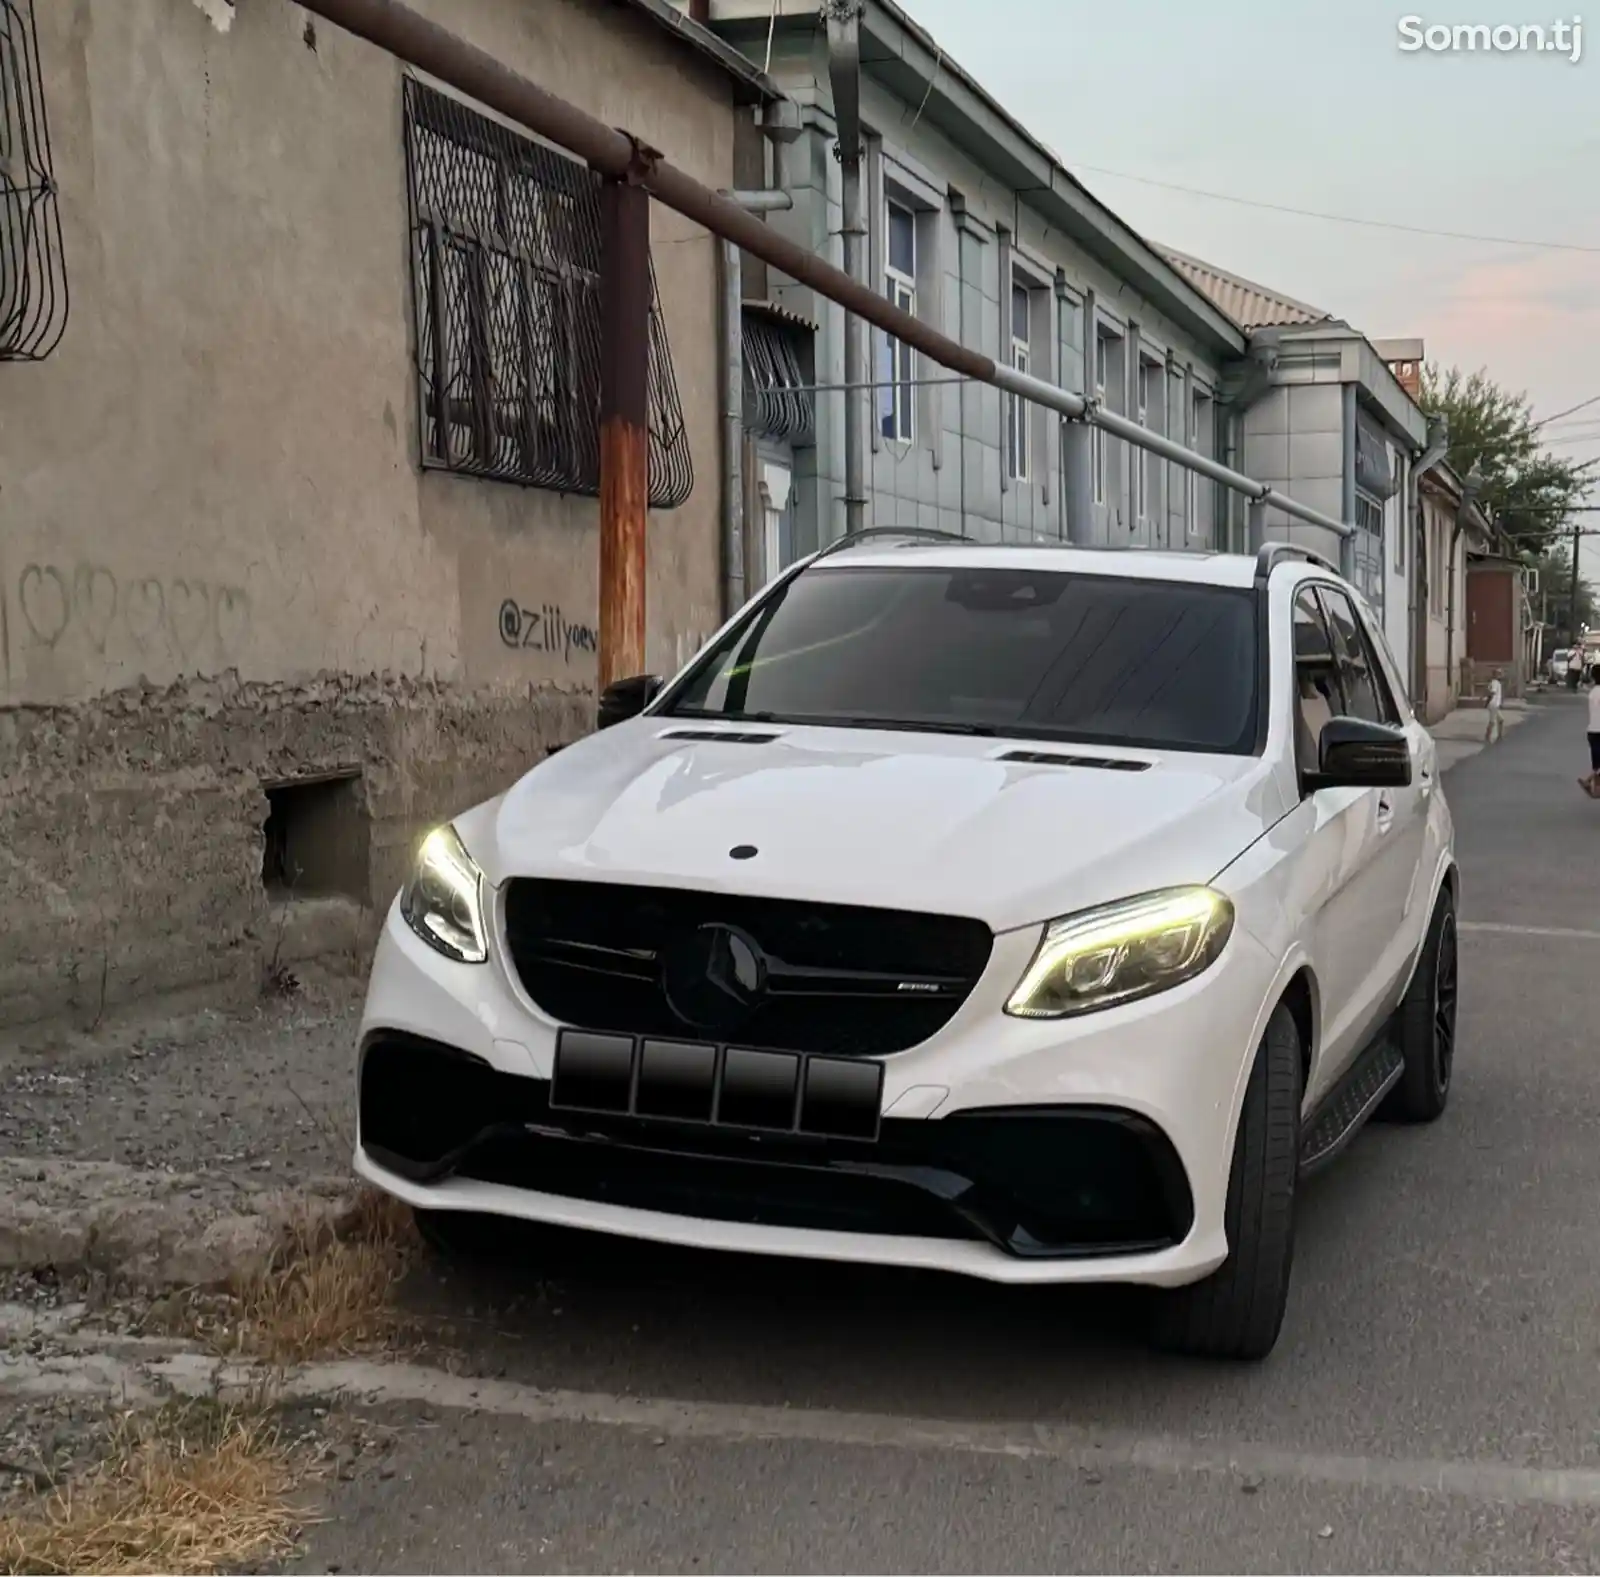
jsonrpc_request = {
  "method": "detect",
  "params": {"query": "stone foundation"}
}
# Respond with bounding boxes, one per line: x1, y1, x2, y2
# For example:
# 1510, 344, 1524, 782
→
0, 672, 591, 1030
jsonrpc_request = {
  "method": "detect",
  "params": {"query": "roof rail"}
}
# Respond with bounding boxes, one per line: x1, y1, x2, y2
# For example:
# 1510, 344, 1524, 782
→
811, 526, 974, 563
1254, 540, 1339, 584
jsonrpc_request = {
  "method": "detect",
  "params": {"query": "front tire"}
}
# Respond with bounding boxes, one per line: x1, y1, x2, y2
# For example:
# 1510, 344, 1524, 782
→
1378, 889, 1457, 1124
1150, 1002, 1302, 1362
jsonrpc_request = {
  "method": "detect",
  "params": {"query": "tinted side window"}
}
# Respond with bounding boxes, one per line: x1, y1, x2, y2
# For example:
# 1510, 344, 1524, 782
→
1318, 588, 1385, 723
1292, 589, 1342, 773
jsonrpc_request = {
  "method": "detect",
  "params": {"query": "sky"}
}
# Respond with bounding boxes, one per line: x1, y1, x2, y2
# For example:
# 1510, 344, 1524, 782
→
896, 0, 1600, 579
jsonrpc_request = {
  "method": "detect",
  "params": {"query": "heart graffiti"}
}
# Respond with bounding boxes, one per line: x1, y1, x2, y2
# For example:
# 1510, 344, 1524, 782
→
11, 563, 251, 668
17, 565, 70, 648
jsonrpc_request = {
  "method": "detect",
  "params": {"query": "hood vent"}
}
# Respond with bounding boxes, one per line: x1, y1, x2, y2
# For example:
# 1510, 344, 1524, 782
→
658, 729, 780, 745
998, 750, 1152, 773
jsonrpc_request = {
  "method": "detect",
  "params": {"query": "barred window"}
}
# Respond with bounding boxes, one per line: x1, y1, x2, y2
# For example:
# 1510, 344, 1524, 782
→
1, 0, 69, 361
401, 79, 693, 508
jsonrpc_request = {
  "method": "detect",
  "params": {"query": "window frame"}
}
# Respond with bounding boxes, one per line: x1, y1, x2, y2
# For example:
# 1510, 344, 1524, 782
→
1314, 582, 1402, 727
1291, 585, 1343, 776
1092, 330, 1110, 504
1007, 279, 1031, 482
881, 198, 918, 444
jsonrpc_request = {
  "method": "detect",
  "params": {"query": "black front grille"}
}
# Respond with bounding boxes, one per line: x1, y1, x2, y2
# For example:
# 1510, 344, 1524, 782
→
501, 880, 993, 1056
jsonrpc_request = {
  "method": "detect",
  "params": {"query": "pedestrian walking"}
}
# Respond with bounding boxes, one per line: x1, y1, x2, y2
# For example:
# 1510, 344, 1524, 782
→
1582, 679, 1600, 798
1568, 646, 1584, 691
1485, 670, 1505, 744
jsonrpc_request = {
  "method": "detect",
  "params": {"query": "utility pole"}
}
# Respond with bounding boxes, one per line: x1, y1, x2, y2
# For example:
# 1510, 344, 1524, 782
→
598, 171, 652, 689
1571, 518, 1583, 645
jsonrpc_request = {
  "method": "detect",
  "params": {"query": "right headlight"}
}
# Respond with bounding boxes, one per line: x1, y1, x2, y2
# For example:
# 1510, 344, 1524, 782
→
1004, 886, 1234, 1020
399, 824, 489, 964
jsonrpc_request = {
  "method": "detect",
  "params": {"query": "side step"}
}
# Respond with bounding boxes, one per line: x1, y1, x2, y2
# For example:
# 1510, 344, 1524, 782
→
1298, 1037, 1404, 1176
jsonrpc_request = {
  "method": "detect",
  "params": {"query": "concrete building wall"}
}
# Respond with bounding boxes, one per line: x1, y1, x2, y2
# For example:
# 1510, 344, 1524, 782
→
748, 33, 1228, 557
0, 0, 738, 1027
1241, 380, 1346, 566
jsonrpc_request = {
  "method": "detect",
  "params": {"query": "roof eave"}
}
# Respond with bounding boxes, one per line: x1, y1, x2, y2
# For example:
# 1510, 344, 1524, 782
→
856, 2, 1245, 355
618, 0, 786, 102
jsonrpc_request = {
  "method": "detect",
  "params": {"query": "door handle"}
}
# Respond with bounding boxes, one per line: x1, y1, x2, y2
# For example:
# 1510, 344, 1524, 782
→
1376, 791, 1395, 827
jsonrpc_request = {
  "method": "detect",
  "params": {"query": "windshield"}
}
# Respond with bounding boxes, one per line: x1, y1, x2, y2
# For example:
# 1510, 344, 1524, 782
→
663, 564, 1260, 754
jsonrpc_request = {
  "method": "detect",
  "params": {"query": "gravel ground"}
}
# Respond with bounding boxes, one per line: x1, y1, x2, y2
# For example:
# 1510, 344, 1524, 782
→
0, 967, 363, 1180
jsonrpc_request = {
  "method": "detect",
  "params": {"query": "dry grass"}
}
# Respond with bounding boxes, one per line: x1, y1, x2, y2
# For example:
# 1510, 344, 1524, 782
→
224, 1187, 418, 1365
0, 1401, 315, 1576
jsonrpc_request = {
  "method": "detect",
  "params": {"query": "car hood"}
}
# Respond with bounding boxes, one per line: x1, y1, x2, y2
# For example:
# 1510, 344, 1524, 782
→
456, 720, 1285, 934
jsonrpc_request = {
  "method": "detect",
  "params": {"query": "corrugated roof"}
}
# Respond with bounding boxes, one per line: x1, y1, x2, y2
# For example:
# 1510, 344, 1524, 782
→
1160, 248, 1335, 330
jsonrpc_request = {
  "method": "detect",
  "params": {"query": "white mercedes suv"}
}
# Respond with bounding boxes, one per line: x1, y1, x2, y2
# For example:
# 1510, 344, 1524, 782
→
355, 533, 1459, 1361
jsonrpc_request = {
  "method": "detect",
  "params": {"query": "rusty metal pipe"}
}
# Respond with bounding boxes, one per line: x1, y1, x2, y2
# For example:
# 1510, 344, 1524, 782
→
295, 0, 995, 384
296, 0, 1355, 545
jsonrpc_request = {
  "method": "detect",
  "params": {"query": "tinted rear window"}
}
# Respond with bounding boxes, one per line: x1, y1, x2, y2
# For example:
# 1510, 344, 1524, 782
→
665, 565, 1260, 754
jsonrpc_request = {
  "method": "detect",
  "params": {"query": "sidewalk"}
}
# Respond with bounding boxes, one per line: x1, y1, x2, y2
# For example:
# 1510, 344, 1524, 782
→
1428, 697, 1531, 773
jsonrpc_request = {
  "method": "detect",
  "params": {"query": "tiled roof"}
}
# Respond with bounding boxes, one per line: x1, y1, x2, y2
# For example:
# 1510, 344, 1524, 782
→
1159, 248, 1335, 330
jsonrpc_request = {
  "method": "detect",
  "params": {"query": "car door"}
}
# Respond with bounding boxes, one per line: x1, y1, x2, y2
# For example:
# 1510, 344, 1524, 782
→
1315, 584, 1425, 1053
1282, 584, 1389, 1106
1332, 586, 1435, 992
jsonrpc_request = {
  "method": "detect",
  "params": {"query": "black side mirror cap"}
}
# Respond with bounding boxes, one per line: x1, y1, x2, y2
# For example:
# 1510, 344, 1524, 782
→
597, 673, 664, 730
1305, 716, 1412, 791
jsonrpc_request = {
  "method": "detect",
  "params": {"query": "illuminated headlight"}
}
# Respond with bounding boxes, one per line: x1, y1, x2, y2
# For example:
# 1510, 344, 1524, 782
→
1004, 886, 1234, 1019
399, 825, 489, 964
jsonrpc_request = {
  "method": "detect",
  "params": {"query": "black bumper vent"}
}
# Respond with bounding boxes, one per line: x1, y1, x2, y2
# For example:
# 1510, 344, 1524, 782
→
501, 879, 993, 1056
359, 1032, 1194, 1260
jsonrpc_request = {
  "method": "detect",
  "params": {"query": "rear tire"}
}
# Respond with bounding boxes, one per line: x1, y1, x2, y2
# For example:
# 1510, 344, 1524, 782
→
1377, 889, 1457, 1125
1150, 1002, 1302, 1362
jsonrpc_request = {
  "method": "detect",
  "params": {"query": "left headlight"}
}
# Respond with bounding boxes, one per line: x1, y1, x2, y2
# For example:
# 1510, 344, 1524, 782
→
400, 824, 489, 964
1004, 886, 1234, 1020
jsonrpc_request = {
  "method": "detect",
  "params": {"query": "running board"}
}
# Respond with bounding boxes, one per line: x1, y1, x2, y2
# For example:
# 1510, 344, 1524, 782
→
1298, 1038, 1404, 1176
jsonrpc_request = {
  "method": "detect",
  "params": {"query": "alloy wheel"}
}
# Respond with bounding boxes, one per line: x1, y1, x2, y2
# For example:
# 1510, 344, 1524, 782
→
1433, 913, 1458, 1095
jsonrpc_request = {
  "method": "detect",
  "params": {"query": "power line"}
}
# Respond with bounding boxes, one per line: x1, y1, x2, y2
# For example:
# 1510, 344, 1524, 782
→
1536, 393, 1600, 428
1072, 164, 1600, 254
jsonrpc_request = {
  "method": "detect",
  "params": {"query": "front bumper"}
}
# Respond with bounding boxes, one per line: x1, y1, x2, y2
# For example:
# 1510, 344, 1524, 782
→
356, 892, 1280, 1287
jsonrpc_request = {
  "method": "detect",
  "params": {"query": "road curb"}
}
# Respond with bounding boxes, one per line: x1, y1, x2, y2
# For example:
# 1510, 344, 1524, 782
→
0, 1157, 364, 1292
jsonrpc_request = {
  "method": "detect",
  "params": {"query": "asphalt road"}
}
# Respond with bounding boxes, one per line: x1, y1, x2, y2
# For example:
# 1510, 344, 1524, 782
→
290, 695, 1600, 1574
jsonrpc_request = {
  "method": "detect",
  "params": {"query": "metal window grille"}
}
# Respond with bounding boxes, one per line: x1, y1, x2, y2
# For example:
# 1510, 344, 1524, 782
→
401, 78, 693, 508
742, 310, 814, 446
0, 0, 68, 361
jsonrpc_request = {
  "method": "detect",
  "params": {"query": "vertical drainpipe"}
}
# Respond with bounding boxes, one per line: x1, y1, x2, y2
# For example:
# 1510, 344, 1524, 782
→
825, 0, 867, 537
1341, 384, 1358, 582
1125, 319, 1140, 540
1054, 270, 1069, 540
997, 226, 1011, 498
1060, 286, 1095, 545
1181, 361, 1195, 542
1407, 415, 1449, 707
718, 188, 795, 620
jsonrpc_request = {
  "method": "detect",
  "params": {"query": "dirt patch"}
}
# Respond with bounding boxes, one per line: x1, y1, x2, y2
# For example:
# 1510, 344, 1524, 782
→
0, 1398, 315, 1576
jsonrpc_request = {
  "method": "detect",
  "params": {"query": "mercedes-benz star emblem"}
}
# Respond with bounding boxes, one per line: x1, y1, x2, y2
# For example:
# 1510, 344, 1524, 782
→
662, 922, 768, 1034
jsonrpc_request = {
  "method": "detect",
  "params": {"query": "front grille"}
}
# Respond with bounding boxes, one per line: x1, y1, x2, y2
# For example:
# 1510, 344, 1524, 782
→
502, 879, 993, 1056
358, 1033, 1195, 1257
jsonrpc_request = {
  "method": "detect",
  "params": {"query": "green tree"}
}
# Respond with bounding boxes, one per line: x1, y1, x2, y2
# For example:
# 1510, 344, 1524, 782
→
1419, 365, 1596, 552
1521, 541, 1595, 643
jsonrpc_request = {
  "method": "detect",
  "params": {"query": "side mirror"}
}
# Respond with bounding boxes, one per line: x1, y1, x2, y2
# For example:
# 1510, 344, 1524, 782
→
1305, 716, 1412, 791
597, 673, 664, 730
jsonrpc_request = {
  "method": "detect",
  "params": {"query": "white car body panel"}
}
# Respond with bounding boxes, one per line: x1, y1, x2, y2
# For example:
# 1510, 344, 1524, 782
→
357, 544, 1456, 1289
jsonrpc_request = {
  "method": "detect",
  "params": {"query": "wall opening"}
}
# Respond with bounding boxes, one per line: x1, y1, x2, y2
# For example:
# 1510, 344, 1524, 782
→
261, 772, 369, 901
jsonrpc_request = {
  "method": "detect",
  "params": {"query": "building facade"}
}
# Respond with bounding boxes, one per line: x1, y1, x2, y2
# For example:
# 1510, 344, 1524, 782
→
1162, 254, 1432, 691
1417, 463, 1492, 718
705, 0, 1247, 576
0, 0, 776, 1026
